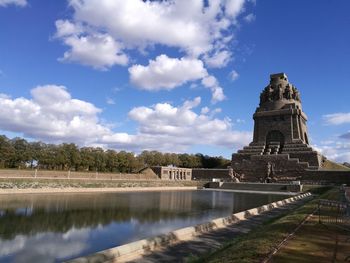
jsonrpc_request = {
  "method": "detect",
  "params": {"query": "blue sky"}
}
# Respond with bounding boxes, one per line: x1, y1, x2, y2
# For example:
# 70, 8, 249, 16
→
0, 0, 349, 162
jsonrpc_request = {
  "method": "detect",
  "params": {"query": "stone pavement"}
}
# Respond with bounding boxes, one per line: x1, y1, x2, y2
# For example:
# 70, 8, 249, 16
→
130, 196, 312, 263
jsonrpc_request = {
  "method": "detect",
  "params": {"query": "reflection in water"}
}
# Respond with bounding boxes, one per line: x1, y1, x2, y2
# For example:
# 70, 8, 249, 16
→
0, 190, 288, 263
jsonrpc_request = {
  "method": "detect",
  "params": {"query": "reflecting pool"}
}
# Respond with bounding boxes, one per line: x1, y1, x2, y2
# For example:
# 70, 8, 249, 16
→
0, 190, 288, 262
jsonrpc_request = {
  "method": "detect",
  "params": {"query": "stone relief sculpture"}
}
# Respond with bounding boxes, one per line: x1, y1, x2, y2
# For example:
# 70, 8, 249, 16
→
229, 167, 243, 183
259, 83, 301, 105
262, 162, 276, 183
284, 85, 292, 100
277, 84, 283, 100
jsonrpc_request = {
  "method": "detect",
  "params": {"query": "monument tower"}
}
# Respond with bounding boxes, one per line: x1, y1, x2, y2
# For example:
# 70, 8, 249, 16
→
232, 73, 323, 181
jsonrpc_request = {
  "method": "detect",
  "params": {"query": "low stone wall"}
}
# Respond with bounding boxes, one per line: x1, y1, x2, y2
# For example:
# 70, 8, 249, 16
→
0, 169, 159, 180
206, 182, 302, 192
69, 192, 311, 263
302, 170, 350, 185
192, 168, 230, 181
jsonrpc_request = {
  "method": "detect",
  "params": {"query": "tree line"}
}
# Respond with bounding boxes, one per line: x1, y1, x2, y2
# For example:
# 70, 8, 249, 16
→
0, 135, 230, 173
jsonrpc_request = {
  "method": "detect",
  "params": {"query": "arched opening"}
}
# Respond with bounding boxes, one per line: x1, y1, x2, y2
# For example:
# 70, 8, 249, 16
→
265, 130, 285, 154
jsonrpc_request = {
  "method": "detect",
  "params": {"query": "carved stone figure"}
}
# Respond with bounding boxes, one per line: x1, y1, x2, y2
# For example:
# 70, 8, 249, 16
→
229, 167, 234, 178
292, 86, 297, 100
229, 167, 241, 182
260, 92, 265, 104
277, 84, 283, 100
264, 162, 275, 183
266, 86, 273, 102
260, 86, 274, 104
284, 85, 292, 100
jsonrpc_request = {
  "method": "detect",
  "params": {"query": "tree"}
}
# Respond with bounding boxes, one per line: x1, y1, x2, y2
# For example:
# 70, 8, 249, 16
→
80, 147, 95, 171
0, 135, 15, 168
105, 149, 119, 172
0, 134, 230, 172
92, 147, 107, 172
9, 137, 31, 168
38, 144, 58, 170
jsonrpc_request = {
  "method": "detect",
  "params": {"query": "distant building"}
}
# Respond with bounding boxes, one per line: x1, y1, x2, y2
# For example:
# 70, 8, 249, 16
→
151, 166, 192, 181
140, 166, 235, 181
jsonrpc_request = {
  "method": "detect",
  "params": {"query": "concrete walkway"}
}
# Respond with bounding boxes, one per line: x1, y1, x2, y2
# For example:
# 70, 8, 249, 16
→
130, 196, 312, 263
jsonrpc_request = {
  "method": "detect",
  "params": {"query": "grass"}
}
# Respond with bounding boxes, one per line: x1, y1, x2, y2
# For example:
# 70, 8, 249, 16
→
321, 159, 350, 171
189, 186, 339, 263
270, 219, 350, 262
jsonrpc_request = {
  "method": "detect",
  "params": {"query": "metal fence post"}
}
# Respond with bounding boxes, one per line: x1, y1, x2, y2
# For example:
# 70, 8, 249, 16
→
318, 200, 321, 224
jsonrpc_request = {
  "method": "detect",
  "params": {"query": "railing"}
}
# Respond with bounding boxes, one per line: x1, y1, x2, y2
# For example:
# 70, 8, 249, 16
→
318, 199, 350, 226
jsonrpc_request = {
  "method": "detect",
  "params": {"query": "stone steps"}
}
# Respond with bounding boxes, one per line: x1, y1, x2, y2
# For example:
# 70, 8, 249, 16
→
282, 148, 313, 153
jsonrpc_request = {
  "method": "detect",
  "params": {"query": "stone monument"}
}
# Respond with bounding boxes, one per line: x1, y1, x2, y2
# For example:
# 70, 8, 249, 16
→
231, 73, 323, 181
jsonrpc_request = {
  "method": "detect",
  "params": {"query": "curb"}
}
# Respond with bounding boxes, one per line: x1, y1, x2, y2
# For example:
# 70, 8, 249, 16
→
68, 192, 312, 263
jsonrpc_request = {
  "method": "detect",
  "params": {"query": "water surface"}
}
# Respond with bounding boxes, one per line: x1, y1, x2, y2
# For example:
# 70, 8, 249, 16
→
0, 190, 288, 262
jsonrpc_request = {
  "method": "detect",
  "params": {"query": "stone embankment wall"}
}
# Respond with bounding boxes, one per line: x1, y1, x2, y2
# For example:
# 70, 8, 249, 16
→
69, 192, 311, 263
2, 169, 348, 185
0, 169, 159, 180
302, 170, 350, 185
206, 182, 302, 192
192, 168, 230, 181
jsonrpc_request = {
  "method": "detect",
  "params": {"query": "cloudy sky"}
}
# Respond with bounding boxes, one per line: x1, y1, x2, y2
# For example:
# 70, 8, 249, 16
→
0, 0, 349, 162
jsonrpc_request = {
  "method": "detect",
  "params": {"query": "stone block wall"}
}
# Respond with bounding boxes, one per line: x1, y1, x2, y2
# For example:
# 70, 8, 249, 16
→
192, 168, 231, 181
0, 169, 159, 180
301, 170, 350, 185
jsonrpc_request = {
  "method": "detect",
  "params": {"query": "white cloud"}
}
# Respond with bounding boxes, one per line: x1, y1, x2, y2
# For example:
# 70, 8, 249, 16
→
0, 236, 25, 256
106, 97, 116, 105
129, 54, 225, 102
55, 20, 128, 70
0, 86, 250, 153
55, 20, 83, 38
65, 0, 246, 57
201, 107, 210, 115
53, 1, 256, 101
204, 50, 232, 68
103, 97, 251, 151
323, 112, 350, 125
244, 13, 256, 23
0, 228, 90, 262
225, 0, 246, 17
202, 75, 226, 103
317, 142, 350, 163
0, 93, 10, 99
0, 85, 109, 144
229, 70, 239, 81
129, 55, 207, 91
0, 0, 27, 7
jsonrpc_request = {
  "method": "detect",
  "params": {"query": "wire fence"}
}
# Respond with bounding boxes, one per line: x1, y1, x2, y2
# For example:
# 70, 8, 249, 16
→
318, 199, 350, 226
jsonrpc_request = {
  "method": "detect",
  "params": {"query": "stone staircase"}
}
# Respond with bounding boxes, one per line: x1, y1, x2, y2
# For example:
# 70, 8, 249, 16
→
237, 144, 266, 155
281, 142, 314, 154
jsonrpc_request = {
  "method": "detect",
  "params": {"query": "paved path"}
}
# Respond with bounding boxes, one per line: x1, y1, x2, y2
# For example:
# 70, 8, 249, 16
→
130, 196, 312, 263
